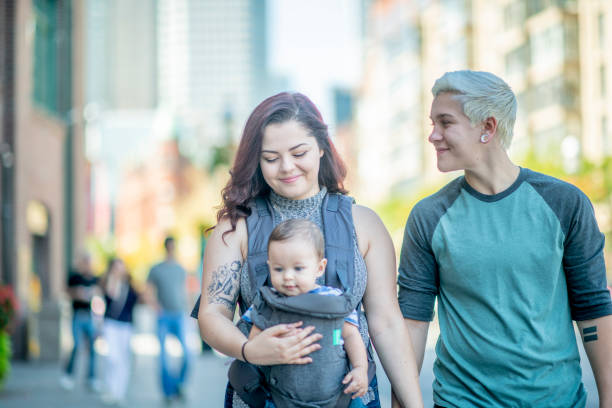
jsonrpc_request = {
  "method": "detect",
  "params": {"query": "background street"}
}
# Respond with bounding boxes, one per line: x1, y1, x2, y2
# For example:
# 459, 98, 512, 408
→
0, 307, 600, 407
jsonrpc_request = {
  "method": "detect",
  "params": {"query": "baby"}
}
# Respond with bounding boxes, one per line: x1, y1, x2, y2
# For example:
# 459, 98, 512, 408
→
233, 219, 368, 408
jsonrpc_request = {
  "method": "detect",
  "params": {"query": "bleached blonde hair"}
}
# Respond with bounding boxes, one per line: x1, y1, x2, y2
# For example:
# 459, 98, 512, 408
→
432, 70, 517, 149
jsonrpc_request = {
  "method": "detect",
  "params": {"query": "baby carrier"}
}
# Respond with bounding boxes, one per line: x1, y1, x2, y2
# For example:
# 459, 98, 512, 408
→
228, 193, 375, 408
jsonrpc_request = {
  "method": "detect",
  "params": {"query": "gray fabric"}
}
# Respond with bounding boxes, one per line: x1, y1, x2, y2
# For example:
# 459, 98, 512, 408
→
235, 188, 374, 406
397, 177, 463, 321
148, 260, 187, 312
398, 168, 612, 323
250, 287, 350, 408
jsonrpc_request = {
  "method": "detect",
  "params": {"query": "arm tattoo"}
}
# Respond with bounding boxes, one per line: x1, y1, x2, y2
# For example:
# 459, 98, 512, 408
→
207, 260, 242, 312
582, 325, 598, 343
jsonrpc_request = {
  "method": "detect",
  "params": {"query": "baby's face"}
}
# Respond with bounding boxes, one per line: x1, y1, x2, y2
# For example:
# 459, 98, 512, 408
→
267, 238, 326, 296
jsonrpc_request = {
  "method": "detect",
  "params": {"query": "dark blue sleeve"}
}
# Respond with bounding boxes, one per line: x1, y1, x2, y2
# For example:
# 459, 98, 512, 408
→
528, 172, 612, 320
397, 202, 440, 322
561, 190, 612, 320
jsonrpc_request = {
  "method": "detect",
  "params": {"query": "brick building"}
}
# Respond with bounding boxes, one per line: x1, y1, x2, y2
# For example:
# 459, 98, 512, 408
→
0, 0, 87, 360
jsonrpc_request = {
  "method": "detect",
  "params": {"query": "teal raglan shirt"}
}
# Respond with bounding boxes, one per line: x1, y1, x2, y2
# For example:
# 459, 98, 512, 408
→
398, 168, 612, 408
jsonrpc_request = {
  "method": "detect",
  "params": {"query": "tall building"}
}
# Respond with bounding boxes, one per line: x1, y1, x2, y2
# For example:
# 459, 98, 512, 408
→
84, 0, 159, 237
157, 0, 271, 163
500, 0, 581, 161
0, 0, 87, 360
85, 0, 158, 110
357, 0, 611, 200
357, 0, 498, 198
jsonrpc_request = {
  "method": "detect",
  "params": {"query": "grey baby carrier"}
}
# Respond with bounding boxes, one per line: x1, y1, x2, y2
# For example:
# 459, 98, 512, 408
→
228, 193, 376, 408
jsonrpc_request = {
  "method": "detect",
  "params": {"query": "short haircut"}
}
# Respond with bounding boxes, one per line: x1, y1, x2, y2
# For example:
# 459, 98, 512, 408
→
432, 70, 517, 149
164, 236, 175, 251
268, 219, 325, 259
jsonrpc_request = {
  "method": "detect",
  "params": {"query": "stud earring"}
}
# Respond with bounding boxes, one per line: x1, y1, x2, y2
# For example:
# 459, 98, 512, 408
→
480, 134, 488, 143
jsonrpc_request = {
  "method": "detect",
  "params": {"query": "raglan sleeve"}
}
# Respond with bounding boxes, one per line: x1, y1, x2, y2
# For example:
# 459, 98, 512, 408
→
563, 189, 612, 321
397, 202, 439, 321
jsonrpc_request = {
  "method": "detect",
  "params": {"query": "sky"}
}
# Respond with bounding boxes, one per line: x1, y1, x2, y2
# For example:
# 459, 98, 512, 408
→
268, 0, 363, 127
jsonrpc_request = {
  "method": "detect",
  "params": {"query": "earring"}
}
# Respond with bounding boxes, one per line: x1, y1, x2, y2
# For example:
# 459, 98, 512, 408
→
480, 134, 488, 143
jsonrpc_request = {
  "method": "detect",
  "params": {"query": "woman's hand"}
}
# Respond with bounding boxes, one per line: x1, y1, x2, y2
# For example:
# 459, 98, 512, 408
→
244, 321, 322, 365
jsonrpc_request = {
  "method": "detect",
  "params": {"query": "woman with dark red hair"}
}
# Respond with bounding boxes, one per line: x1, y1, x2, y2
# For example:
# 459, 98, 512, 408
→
192, 92, 423, 407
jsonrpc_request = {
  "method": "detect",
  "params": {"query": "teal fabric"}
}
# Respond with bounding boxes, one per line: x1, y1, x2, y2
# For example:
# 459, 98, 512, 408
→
431, 181, 584, 407
397, 168, 612, 407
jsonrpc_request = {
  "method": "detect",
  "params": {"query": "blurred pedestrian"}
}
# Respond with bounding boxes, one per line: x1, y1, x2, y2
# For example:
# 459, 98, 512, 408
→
146, 236, 190, 403
100, 258, 140, 406
399, 70, 612, 407
61, 252, 101, 392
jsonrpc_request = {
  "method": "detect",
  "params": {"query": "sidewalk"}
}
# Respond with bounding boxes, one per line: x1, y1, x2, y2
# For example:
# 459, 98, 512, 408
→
2, 350, 230, 408
0, 314, 599, 408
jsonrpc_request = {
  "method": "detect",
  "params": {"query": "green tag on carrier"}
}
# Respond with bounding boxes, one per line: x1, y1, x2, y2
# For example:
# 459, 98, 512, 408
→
332, 329, 342, 345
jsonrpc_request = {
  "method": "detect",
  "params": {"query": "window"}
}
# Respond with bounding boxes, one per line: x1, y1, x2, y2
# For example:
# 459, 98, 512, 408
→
531, 24, 564, 67
505, 42, 530, 76
601, 65, 607, 98
599, 13, 606, 49
504, 1, 525, 29
33, 0, 58, 114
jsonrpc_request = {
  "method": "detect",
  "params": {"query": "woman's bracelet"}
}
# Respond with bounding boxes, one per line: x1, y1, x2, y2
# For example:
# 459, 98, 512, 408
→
241, 340, 250, 364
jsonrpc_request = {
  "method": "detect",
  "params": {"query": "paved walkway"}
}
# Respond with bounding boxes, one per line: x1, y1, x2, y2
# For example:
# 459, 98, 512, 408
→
0, 307, 599, 407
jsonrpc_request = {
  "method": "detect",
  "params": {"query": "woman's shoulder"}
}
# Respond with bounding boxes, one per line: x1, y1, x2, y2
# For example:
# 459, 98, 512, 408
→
351, 203, 380, 223
210, 215, 248, 253
351, 204, 389, 246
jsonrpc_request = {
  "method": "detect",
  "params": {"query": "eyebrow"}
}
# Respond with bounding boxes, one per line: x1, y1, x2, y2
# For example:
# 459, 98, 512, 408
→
261, 142, 309, 154
429, 113, 455, 121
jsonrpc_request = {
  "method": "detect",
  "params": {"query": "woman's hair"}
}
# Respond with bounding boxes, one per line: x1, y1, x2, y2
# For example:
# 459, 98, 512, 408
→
217, 92, 347, 237
432, 70, 517, 149
100, 257, 130, 288
268, 219, 325, 260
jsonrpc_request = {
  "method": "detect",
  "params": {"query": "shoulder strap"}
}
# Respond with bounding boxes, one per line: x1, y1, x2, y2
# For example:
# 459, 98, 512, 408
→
322, 194, 356, 294
245, 197, 275, 310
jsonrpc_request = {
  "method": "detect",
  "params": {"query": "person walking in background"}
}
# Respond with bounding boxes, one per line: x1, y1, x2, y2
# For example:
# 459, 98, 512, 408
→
146, 236, 190, 404
61, 252, 101, 392
398, 70, 612, 407
100, 258, 140, 407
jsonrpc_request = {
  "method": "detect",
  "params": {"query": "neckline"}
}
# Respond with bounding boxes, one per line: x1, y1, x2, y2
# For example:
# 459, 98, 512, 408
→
461, 167, 526, 202
269, 187, 327, 215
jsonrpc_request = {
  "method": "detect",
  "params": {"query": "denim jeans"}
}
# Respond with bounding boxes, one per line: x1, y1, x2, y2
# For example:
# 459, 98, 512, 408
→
65, 310, 97, 380
157, 312, 189, 397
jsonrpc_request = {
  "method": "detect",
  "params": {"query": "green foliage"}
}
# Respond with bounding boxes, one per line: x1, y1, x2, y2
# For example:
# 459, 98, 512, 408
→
0, 331, 11, 389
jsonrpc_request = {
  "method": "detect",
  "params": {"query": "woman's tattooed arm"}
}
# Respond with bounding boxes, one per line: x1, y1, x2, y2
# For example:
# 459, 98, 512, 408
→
207, 260, 242, 312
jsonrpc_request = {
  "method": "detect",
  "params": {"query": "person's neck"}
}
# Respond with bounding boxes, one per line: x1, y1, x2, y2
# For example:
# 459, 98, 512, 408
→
464, 149, 519, 195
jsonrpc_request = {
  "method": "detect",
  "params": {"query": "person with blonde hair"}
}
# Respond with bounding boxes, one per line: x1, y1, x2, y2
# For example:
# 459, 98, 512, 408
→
398, 70, 612, 407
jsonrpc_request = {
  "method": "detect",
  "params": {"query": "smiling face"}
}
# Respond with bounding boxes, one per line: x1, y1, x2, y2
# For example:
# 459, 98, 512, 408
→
260, 120, 324, 200
429, 92, 483, 172
267, 238, 327, 296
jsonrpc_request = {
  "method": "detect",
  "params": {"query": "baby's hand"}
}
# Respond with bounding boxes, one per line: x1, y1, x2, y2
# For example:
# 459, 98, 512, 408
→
342, 366, 368, 398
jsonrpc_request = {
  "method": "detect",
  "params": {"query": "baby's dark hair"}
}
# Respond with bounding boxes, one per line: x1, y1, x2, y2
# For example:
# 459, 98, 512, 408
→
268, 219, 325, 259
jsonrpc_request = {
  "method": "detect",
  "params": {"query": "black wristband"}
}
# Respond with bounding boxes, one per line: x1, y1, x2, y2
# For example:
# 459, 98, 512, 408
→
241, 341, 250, 364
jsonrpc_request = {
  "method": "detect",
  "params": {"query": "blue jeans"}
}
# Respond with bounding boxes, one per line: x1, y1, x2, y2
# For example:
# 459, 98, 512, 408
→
157, 312, 189, 397
65, 310, 97, 380
224, 375, 381, 407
